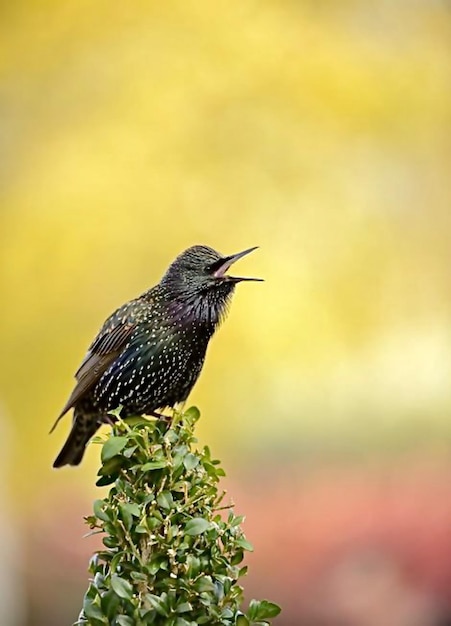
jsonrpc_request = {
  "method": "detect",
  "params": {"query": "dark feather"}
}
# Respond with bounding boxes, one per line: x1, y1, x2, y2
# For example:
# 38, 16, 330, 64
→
52, 245, 260, 467
49, 319, 136, 433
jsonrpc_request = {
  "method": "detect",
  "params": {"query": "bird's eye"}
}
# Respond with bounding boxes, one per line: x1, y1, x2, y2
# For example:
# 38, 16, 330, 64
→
205, 259, 224, 274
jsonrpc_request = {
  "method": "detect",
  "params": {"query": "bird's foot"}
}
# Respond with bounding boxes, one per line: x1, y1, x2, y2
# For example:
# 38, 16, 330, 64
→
149, 410, 172, 424
100, 415, 117, 427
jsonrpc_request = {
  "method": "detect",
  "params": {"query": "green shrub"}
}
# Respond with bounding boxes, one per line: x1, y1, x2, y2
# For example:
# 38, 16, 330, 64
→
75, 407, 281, 626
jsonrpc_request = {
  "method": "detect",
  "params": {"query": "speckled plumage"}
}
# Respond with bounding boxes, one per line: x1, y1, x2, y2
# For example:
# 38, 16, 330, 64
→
52, 245, 261, 467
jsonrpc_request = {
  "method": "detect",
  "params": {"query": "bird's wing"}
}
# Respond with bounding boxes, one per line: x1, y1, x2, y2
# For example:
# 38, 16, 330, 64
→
49, 304, 139, 433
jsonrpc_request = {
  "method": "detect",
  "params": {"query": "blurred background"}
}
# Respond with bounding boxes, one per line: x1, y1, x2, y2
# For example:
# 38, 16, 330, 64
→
1, 0, 451, 624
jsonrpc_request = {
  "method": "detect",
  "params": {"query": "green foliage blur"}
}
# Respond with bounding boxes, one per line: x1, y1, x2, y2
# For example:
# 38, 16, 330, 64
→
79, 407, 280, 626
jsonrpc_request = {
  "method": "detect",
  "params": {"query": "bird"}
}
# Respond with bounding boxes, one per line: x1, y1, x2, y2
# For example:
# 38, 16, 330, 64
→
51, 245, 262, 468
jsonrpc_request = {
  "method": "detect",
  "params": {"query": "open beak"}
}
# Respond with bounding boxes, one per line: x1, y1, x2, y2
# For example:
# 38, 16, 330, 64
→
214, 246, 263, 283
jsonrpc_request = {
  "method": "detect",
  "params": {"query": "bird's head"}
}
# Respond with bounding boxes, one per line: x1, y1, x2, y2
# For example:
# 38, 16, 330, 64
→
160, 245, 262, 327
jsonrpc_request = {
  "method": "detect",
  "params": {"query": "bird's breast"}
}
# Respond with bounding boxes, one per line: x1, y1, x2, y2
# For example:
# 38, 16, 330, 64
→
92, 320, 211, 412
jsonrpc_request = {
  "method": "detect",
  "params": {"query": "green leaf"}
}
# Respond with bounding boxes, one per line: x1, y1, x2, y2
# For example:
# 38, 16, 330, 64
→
101, 436, 128, 462
157, 490, 174, 510
96, 474, 117, 487
107, 405, 123, 419
260, 600, 282, 618
98, 456, 123, 477
183, 453, 199, 471
247, 599, 281, 620
100, 589, 120, 620
93, 499, 110, 522
124, 416, 151, 427
176, 601, 192, 613
230, 550, 244, 565
147, 555, 168, 575
110, 552, 124, 573
183, 406, 200, 423
123, 445, 138, 458
166, 429, 181, 445
184, 406, 200, 422
147, 515, 163, 531
135, 525, 148, 534
141, 460, 168, 471
119, 503, 133, 531
102, 536, 117, 549
236, 537, 254, 552
110, 575, 133, 600
185, 517, 211, 536
236, 615, 250, 626
194, 576, 215, 593
82, 597, 107, 623
145, 594, 170, 617
121, 503, 140, 518
116, 616, 135, 626
93, 572, 105, 589
186, 555, 200, 577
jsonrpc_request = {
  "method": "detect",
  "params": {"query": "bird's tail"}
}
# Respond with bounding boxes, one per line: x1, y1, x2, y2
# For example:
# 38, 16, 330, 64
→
53, 409, 99, 468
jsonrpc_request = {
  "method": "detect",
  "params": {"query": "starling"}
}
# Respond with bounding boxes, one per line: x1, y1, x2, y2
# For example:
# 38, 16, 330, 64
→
51, 245, 262, 468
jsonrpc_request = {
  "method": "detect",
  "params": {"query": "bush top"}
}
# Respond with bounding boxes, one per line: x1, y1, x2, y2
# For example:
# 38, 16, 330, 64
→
77, 407, 281, 626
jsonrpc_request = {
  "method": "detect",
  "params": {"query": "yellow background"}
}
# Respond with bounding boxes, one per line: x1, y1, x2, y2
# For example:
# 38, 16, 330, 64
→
1, 2, 451, 624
